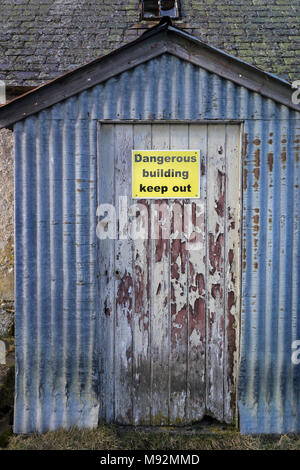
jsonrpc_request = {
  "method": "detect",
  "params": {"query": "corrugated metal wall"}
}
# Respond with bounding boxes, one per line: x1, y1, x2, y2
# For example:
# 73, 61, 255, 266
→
14, 54, 300, 433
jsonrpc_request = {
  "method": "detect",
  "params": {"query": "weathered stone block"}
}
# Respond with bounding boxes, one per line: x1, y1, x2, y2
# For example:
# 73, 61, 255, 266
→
0, 342, 5, 365
0, 129, 14, 302
0, 310, 14, 339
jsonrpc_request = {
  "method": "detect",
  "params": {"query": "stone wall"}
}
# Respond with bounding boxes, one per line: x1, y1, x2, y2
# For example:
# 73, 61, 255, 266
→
0, 129, 15, 431
0, 300, 14, 416
0, 129, 14, 302
0, 126, 14, 369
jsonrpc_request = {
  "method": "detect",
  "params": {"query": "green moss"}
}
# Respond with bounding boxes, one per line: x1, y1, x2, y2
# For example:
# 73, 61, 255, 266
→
0, 427, 13, 449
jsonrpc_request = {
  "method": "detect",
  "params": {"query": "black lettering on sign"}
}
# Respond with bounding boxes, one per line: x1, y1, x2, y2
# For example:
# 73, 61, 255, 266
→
140, 184, 168, 195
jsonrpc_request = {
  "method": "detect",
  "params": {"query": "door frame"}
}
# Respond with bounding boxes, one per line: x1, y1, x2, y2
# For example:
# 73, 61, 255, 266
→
96, 119, 245, 427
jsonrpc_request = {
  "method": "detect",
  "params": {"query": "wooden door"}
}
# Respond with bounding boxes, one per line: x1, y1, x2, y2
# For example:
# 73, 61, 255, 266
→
97, 123, 241, 425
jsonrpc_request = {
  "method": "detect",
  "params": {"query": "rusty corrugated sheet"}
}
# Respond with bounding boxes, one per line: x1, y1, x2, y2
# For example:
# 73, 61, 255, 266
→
239, 104, 300, 433
14, 54, 300, 433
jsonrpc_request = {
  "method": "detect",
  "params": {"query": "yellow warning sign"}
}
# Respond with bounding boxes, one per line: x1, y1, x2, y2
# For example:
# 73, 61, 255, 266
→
132, 150, 200, 199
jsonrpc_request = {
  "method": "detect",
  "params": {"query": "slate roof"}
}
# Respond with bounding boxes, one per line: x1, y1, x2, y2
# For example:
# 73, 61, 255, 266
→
0, 0, 299, 87
1, 20, 299, 129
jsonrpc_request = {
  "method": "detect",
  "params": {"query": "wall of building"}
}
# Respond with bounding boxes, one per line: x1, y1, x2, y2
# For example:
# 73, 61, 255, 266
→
0, 128, 14, 399
0, 0, 299, 433
0, 129, 14, 301
11, 54, 300, 433
0, 0, 297, 301
0, 128, 14, 431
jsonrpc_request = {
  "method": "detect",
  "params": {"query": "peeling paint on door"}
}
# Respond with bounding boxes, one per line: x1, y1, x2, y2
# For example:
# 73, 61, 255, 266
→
98, 123, 241, 425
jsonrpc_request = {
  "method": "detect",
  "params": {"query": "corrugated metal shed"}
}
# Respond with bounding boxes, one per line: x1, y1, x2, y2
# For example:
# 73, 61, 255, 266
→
1, 23, 300, 434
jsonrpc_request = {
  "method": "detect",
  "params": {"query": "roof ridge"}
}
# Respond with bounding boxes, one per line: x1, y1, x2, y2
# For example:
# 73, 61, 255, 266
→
0, 23, 299, 128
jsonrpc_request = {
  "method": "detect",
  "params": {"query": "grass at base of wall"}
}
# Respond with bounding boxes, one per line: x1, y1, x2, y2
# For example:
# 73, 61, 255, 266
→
2, 425, 300, 450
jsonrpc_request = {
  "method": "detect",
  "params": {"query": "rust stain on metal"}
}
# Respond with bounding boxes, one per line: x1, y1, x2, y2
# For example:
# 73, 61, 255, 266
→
243, 168, 248, 191
267, 152, 274, 172
76, 179, 94, 183
295, 137, 300, 162
281, 149, 287, 164
252, 147, 260, 191
253, 148, 260, 180
253, 213, 259, 234
253, 138, 261, 146
242, 246, 247, 271
243, 133, 249, 156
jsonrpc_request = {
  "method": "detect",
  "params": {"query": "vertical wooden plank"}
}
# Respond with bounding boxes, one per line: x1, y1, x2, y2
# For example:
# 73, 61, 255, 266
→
224, 124, 241, 423
132, 124, 152, 424
98, 124, 115, 422
169, 124, 189, 424
114, 124, 134, 423
206, 124, 226, 421
187, 124, 207, 421
151, 124, 170, 425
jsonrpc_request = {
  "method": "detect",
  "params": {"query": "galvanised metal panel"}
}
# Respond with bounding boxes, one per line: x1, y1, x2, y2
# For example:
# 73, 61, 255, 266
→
14, 53, 300, 433
14, 105, 99, 433
239, 105, 300, 434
